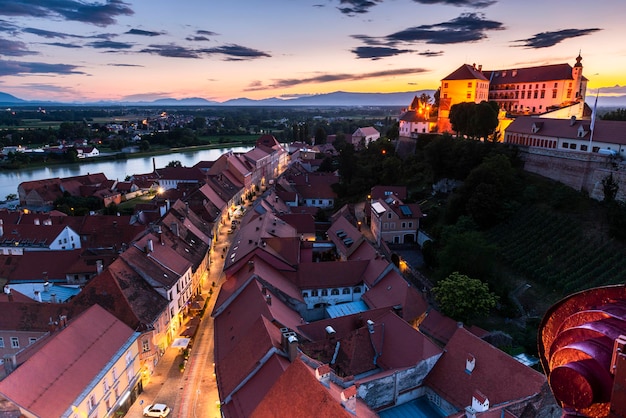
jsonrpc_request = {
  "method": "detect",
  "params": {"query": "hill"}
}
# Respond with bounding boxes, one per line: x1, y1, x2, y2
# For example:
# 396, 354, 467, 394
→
0, 92, 26, 105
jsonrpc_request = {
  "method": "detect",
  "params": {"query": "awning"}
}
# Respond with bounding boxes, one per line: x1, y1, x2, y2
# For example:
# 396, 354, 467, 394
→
171, 337, 190, 349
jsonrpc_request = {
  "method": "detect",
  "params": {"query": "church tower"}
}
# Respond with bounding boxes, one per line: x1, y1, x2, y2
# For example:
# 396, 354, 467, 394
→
572, 53, 584, 100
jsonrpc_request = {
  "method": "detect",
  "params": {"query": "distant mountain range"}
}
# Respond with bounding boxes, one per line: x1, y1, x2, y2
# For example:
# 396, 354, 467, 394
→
2, 90, 625, 108
0, 90, 436, 107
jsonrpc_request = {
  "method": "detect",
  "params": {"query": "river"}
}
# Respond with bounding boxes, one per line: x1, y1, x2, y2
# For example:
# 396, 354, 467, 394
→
0, 146, 253, 201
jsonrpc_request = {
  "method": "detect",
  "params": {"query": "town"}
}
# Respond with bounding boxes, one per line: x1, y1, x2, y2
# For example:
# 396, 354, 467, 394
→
1, 55, 626, 418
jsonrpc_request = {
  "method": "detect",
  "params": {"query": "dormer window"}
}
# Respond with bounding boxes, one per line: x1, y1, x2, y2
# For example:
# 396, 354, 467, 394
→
466, 354, 476, 374
531, 122, 543, 133
578, 125, 587, 137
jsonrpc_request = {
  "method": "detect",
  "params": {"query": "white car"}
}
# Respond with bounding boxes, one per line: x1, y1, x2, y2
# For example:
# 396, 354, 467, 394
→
143, 403, 170, 417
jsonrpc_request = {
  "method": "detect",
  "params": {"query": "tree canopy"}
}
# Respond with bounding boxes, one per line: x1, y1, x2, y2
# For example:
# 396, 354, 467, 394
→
449, 101, 499, 140
432, 272, 499, 323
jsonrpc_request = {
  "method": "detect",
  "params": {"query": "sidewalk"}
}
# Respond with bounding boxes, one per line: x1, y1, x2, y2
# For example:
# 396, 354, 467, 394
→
125, 219, 232, 418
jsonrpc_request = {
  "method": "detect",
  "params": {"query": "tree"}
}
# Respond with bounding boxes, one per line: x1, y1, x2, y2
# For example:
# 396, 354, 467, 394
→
449, 101, 499, 140
314, 126, 327, 145
166, 160, 182, 168
432, 272, 498, 323
601, 108, 626, 121
602, 173, 619, 203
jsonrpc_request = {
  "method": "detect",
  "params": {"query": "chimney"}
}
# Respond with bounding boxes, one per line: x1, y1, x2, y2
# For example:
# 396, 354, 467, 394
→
325, 326, 336, 339
34, 218, 40, 225
147, 239, 154, 253
43, 279, 49, 291
466, 354, 476, 374
367, 319, 375, 334
341, 387, 357, 414
185, 202, 189, 215
570, 115, 577, 126
96, 260, 103, 274
266, 294, 272, 305
477, 64, 482, 72
50, 293, 57, 304
171, 223, 179, 237
34, 290, 42, 303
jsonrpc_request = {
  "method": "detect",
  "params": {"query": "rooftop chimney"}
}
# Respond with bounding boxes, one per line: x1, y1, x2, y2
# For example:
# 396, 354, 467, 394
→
367, 319, 375, 334
266, 294, 272, 305
147, 239, 154, 253
50, 293, 57, 304
570, 115, 577, 126
96, 260, 103, 274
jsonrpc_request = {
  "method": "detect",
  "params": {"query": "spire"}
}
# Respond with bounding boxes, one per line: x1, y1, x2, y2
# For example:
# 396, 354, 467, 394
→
574, 51, 583, 67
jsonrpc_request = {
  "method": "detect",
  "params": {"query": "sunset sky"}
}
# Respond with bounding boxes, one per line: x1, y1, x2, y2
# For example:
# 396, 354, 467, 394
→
0, 0, 624, 103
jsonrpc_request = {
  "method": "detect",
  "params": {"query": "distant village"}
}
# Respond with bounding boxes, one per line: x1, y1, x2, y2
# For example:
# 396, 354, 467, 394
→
0, 55, 624, 418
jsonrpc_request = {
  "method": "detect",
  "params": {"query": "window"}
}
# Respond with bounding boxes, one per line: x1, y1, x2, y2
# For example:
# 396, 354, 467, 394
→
593, 146, 600, 153
63, 238, 67, 244
443, 93, 448, 99
142, 339, 150, 353
87, 395, 96, 411
311, 290, 319, 297
11, 337, 19, 348
521, 91, 525, 99
534, 91, 538, 99
331, 289, 339, 295
112, 367, 118, 381
321, 289, 328, 296
58, 239, 62, 245
387, 213, 392, 219
103, 379, 110, 392
353, 286, 362, 293
342, 288, 351, 295
105, 396, 111, 411
28, 337, 37, 345
562, 142, 569, 148
408, 222, 413, 228
581, 145, 588, 151
554, 82, 558, 88
0, 337, 4, 348
466, 93, 471, 99
467, 82, 472, 88
567, 89, 572, 98
443, 82, 448, 88
552, 90, 557, 99
401, 222, 406, 228
570, 143, 576, 149
302, 291, 308, 298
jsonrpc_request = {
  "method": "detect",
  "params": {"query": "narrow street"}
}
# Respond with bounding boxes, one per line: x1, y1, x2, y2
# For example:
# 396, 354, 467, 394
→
125, 217, 234, 418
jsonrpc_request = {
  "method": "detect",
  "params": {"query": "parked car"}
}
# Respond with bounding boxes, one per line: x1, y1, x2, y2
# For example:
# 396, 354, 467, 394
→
143, 403, 170, 417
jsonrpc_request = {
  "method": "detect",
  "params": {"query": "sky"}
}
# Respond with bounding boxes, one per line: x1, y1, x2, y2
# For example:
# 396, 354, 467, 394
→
0, 0, 624, 103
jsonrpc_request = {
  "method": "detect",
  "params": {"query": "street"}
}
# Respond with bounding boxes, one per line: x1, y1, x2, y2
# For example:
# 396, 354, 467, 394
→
125, 217, 234, 418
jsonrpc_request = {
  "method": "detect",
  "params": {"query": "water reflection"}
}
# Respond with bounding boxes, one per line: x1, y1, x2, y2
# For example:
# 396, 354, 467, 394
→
0, 146, 252, 199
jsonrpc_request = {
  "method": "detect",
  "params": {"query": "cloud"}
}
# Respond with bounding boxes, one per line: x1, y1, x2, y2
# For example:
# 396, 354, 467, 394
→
45, 42, 83, 49
0, 59, 84, 76
352, 46, 413, 59
22, 27, 77, 39
0, 0, 134, 26
596, 85, 626, 95
126, 28, 163, 37
337, 0, 382, 15
139, 43, 271, 60
202, 44, 271, 58
108, 63, 143, 67
246, 68, 428, 90
514, 28, 601, 48
197, 30, 218, 36
87, 40, 134, 49
121, 92, 172, 101
0, 19, 20, 34
419, 49, 444, 57
186, 36, 210, 42
0, 39, 37, 57
410, 0, 496, 7
385, 12, 504, 44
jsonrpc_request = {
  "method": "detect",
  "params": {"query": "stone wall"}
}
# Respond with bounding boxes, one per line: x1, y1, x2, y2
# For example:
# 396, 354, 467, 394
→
518, 147, 626, 201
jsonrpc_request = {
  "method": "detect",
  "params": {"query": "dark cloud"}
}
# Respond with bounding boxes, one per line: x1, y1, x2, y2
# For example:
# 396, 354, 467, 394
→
385, 13, 504, 44
0, 0, 134, 26
0, 39, 37, 57
186, 36, 210, 42
22, 27, 79, 39
108, 63, 143, 67
0, 59, 84, 76
197, 30, 217, 36
410, 0, 496, 7
87, 40, 133, 49
247, 68, 427, 90
140, 43, 271, 60
0, 19, 21, 34
514, 28, 601, 48
45, 42, 83, 48
419, 49, 444, 57
139, 44, 201, 58
126, 28, 163, 37
337, 0, 382, 15
352, 46, 413, 59
202, 44, 271, 58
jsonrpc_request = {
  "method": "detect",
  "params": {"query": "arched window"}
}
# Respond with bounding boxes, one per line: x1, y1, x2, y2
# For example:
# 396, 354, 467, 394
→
302, 292, 308, 298
311, 290, 318, 297
342, 288, 351, 295
321, 289, 328, 296
331, 289, 339, 296
353, 286, 361, 293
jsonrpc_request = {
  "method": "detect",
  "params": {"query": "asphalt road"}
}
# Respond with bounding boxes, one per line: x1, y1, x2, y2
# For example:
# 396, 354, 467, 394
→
126, 219, 233, 418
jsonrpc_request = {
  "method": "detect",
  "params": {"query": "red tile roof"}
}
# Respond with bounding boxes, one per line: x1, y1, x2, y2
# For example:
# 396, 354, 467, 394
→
250, 358, 352, 418
484, 63, 582, 84
424, 327, 547, 411
443, 64, 488, 81
361, 269, 428, 322
506, 116, 626, 146
418, 308, 463, 346
0, 304, 137, 418
293, 260, 369, 288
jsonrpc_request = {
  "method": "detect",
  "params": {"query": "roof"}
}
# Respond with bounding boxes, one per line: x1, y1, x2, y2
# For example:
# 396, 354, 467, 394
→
418, 308, 463, 346
442, 64, 489, 81
361, 269, 428, 322
0, 249, 85, 282
0, 304, 138, 418
506, 116, 626, 146
294, 260, 369, 289
424, 327, 547, 411
370, 185, 407, 202
353, 126, 380, 137
484, 63, 580, 84
250, 358, 352, 418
